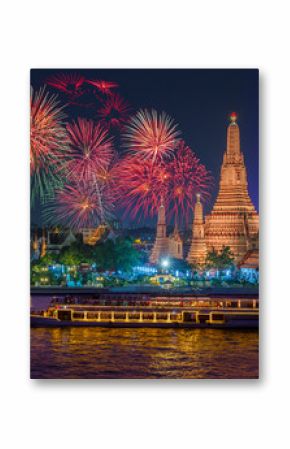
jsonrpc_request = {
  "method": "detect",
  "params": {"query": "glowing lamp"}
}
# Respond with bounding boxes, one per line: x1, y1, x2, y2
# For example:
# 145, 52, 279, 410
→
161, 258, 169, 268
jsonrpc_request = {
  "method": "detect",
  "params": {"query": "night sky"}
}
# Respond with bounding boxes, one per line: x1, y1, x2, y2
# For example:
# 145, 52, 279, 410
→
31, 69, 259, 227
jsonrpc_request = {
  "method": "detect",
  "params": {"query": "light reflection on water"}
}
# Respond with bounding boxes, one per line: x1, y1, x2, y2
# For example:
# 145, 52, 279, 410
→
31, 327, 259, 379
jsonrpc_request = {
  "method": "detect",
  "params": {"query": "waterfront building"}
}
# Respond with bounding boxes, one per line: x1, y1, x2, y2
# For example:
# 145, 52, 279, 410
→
187, 193, 207, 266
237, 248, 259, 283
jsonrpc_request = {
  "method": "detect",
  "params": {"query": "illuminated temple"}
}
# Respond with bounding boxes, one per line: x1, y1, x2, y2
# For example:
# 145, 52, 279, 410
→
188, 112, 259, 265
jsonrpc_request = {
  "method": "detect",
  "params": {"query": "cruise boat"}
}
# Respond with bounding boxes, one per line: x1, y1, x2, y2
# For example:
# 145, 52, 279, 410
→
31, 294, 259, 329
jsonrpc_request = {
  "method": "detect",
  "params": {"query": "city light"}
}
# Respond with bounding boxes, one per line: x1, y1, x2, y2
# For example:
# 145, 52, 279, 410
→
161, 258, 169, 268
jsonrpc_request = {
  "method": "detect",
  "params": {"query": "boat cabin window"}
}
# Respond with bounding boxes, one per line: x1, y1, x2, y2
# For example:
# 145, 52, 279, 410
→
57, 310, 72, 321
73, 312, 85, 319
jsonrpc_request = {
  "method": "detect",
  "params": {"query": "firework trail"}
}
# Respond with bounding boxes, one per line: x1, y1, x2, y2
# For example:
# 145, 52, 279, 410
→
167, 140, 213, 225
30, 86, 68, 203
43, 181, 114, 230
98, 93, 132, 130
64, 118, 114, 182
86, 79, 119, 94
123, 109, 181, 164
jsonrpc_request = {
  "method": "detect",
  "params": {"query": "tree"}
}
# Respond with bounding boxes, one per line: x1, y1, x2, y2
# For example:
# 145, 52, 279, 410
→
206, 246, 235, 277
58, 244, 83, 266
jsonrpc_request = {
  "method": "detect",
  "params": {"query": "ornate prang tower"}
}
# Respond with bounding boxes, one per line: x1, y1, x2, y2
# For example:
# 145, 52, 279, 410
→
204, 113, 259, 261
150, 199, 169, 264
187, 193, 207, 266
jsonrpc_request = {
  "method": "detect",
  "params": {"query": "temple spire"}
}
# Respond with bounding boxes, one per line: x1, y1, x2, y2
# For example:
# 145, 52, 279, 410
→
194, 193, 204, 225
226, 112, 240, 157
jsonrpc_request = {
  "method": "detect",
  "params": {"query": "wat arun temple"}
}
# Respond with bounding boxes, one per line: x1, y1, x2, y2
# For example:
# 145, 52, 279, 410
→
150, 113, 259, 267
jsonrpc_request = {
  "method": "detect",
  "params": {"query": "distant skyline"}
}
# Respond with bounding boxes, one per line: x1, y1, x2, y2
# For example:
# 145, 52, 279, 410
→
31, 69, 259, 227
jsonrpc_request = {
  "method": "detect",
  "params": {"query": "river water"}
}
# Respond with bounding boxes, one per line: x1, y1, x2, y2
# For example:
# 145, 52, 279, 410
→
30, 295, 259, 379
31, 328, 258, 379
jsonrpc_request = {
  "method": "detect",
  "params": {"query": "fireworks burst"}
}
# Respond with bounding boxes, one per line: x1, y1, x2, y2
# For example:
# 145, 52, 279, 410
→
64, 118, 114, 182
47, 72, 86, 98
44, 182, 114, 230
98, 93, 132, 130
30, 86, 68, 202
86, 79, 119, 94
167, 140, 213, 225
123, 109, 181, 164
116, 156, 169, 220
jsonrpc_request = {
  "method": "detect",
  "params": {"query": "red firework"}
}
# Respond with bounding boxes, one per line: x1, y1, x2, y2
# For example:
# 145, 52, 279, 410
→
30, 86, 67, 201
44, 182, 114, 230
98, 93, 132, 130
123, 109, 181, 164
47, 73, 86, 98
167, 140, 213, 225
116, 156, 169, 220
86, 79, 119, 94
64, 118, 114, 182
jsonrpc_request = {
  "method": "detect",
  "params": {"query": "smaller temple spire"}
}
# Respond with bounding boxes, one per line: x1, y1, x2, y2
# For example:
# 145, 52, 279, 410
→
187, 194, 207, 266
149, 198, 168, 263
157, 197, 166, 230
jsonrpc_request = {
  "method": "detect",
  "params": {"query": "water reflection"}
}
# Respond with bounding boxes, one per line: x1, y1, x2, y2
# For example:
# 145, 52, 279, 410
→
31, 327, 259, 379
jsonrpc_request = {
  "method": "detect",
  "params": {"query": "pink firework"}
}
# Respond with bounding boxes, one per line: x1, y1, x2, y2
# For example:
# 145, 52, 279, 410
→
167, 140, 213, 225
86, 79, 119, 94
44, 182, 113, 230
98, 93, 132, 130
64, 118, 114, 182
47, 73, 86, 99
116, 156, 169, 220
123, 109, 181, 164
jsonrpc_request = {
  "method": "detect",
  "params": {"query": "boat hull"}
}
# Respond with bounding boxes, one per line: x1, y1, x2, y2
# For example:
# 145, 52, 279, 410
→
31, 315, 258, 329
